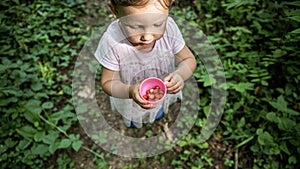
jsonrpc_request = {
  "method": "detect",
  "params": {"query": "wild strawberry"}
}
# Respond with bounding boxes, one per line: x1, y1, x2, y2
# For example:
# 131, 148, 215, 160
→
143, 86, 165, 101
155, 93, 160, 99
146, 89, 150, 94
149, 94, 155, 100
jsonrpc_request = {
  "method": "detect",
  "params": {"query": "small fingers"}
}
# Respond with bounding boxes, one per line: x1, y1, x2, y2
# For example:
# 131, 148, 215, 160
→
133, 88, 154, 109
166, 73, 184, 94
167, 80, 184, 94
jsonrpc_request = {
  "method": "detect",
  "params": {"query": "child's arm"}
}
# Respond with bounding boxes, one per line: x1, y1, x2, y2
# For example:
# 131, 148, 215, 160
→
163, 45, 197, 94
101, 67, 154, 109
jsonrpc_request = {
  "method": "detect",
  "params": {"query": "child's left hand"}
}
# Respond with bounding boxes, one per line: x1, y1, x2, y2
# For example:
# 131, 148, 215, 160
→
163, 72, 184, 94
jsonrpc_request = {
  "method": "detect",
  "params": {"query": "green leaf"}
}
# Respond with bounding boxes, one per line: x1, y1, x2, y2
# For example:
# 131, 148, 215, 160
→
225, 0, 258, 9
42, 101, 54, 109
237, 117, 245, 128
227, 26, 252, 34
289, 16, 300, 22
24, 111, 40, 124
266, 112, 278, 123
232, 82, 254, 93
5, 138, 17, 148
59, 138, 72, 149
12, 0, 20, 5
72, 140, 83, 152
2, 88, 21, 96
31, 144, 49, 155
203, 105, 210, 117
284, 9, 300, 17
290, 28, 300, 34
18, 140, 31, 150
198, 142, 209, 149
201, 74, 216, 87
25, 99, 42, 115
49, 142, 60, 154
0, 98, 13, 106
288, 156, 297, 164
268, 95, 299, 115
76, 104, 88, 114
256, 128, 263, 135
285, 108, 300, 116
16, 125, 37, 138
69, 134, 77, 140
278, 118, 296, 131
258, 131, 274, 146
31, 82, 43, 91
268, 95, 287, 112
62, 85, 72, 95
178, 140, 188, 147
50, 110, 75, 124
34, 131, 45, 142
286, 1, 300, 7
277, 95, 287, 109
280, 142, 290, 155
273, 49, 287, 58
42, 132, 59, 145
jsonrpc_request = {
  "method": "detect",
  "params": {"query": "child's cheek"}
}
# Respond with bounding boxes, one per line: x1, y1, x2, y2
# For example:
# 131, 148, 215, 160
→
127, 36, 139, 44
123, 29, 138, 42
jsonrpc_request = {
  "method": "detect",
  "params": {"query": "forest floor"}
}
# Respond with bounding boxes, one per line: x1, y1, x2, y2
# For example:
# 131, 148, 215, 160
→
62, 90, 251, 169
46, 1, 253, 168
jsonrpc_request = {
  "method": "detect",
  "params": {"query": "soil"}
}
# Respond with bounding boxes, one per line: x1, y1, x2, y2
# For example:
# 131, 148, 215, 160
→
68, 90, 183, 169
57, 89, 251, 169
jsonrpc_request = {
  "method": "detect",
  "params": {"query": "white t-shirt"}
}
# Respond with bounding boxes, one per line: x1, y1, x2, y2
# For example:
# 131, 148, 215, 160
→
95, 17, 185, 127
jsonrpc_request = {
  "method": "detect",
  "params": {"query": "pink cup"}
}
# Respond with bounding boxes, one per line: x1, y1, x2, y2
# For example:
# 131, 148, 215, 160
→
139, 77, 167, 104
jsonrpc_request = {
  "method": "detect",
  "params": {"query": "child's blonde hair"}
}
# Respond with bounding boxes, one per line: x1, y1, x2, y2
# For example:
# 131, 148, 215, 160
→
110, 0, 173, 9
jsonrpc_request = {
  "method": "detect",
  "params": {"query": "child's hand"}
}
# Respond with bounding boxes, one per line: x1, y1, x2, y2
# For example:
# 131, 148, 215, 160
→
129, 82, 154, 109
163, 72, 184, 94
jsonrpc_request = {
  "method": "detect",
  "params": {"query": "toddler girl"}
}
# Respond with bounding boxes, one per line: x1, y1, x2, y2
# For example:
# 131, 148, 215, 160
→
95, 0, 196, 128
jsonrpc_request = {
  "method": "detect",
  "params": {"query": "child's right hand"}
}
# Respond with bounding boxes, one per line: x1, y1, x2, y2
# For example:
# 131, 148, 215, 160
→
129, 82, 154, 109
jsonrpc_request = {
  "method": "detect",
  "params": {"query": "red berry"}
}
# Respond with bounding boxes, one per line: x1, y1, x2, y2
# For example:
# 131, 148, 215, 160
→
146, 90, 150, 94
143, 86, 165, 101
155, 93, 160, 98
149, 94, 155, 100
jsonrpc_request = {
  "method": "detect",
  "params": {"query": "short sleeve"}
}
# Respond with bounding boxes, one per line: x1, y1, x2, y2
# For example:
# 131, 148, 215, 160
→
94, 20, 125, 71
165, 17, 185, 55
95, 33, 120, 71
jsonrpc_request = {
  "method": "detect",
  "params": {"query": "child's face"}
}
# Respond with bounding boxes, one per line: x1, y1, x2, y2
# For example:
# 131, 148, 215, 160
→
116, 1, 169, 51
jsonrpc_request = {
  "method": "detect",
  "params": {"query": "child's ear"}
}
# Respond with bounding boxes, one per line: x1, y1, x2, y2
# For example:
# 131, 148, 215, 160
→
107, 2, 119, 17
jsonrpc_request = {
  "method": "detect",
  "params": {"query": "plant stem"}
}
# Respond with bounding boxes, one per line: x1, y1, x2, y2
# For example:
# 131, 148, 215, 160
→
39, 113, 105, 160
39, 113, 69, 138
235, 149, 238, 169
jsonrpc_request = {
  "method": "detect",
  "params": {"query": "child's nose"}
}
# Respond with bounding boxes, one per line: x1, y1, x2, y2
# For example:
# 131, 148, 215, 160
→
141, 33, 153, 41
